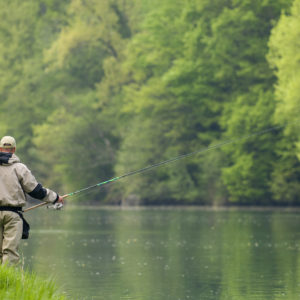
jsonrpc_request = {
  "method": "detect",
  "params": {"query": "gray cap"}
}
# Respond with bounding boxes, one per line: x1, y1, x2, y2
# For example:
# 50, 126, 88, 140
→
0, 136, 16, 148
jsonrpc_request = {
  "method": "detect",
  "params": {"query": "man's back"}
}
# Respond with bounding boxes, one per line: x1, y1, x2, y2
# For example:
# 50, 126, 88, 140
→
0, 153, 29, 207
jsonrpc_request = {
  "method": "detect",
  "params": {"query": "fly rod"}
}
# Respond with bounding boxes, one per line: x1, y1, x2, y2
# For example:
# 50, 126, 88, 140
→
24, 118, 300, 213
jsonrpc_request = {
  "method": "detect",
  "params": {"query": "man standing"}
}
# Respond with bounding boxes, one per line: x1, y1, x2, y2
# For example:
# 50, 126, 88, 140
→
0, 135, 63, 264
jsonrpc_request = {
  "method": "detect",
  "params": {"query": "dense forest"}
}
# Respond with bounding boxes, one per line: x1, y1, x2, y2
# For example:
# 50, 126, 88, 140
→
0, 0, 299, 205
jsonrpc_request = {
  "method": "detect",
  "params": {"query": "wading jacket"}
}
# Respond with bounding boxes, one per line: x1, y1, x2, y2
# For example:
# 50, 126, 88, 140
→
0, 152, 58, 207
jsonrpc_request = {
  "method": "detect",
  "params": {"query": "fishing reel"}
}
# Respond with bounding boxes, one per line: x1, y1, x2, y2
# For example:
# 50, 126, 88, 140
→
47, 202, 64, 210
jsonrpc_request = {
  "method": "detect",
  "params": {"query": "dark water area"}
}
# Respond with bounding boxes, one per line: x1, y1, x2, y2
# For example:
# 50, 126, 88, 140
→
21, 206, 300, 299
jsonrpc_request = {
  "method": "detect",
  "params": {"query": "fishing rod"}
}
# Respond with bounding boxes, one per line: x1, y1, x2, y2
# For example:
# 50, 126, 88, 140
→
24, 118, 300, 213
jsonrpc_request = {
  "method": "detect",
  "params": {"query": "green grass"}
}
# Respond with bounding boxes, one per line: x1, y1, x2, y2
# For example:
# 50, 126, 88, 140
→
0, 264, 67, 300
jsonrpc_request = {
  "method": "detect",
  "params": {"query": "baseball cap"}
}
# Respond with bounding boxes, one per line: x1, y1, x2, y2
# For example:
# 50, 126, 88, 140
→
0, 136, 16, 148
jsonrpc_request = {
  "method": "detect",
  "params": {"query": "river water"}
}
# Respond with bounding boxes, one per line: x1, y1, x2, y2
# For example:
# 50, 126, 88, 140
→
21, 206, 300, 299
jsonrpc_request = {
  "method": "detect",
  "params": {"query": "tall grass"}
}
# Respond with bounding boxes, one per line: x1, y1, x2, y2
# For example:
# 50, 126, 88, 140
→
0, 264, 67, 300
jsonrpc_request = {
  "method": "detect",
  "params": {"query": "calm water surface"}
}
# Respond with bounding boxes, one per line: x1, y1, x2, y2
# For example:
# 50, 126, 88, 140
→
21, 207, 300, 300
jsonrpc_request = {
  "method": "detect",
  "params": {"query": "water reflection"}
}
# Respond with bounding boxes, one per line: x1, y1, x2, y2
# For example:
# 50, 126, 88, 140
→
21, 207, 300, 299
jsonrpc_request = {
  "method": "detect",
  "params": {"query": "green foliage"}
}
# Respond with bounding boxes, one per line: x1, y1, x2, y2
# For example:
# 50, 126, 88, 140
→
32, 0, 137, 197
218, 0, 292, 204
268, 0, 300, 203
0, 264, 66, 299
33, 92, 117, 198
112, 0, 227, 204
0, 0, 69, 163
0, 0, 298, 205
113, 0, 293, 205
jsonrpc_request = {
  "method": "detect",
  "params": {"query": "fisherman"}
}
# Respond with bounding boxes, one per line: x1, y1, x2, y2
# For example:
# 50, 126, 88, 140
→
0, 135, 63, 265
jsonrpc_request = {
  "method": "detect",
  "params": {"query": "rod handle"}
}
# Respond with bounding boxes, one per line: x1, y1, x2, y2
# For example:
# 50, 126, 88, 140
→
23, 194, 69, 213
23, 202, 47, 213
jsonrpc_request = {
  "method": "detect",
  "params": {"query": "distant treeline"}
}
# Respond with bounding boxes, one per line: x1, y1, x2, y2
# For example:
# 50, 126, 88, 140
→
0, 0, 299, 205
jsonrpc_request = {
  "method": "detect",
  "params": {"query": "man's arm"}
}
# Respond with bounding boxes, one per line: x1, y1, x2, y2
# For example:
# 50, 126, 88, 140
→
16, 163, 61, 204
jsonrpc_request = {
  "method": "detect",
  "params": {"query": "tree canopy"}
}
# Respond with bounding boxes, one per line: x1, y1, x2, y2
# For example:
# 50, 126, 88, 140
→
0, 0, 298, 205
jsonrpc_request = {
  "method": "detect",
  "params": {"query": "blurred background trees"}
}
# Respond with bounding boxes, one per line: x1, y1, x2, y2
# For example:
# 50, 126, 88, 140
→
0, 0, 299, 205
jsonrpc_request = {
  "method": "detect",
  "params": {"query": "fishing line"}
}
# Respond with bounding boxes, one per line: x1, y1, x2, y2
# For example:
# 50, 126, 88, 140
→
23, 117, 300, 213
64, 118, 300, 198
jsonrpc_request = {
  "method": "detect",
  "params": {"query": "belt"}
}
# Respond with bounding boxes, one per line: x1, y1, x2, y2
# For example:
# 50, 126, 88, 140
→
0, 206, 23, 212
0, 206, 30, 239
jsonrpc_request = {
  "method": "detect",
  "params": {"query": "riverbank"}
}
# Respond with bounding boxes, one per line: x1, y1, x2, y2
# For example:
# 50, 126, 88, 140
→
0, 264, 67, 299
